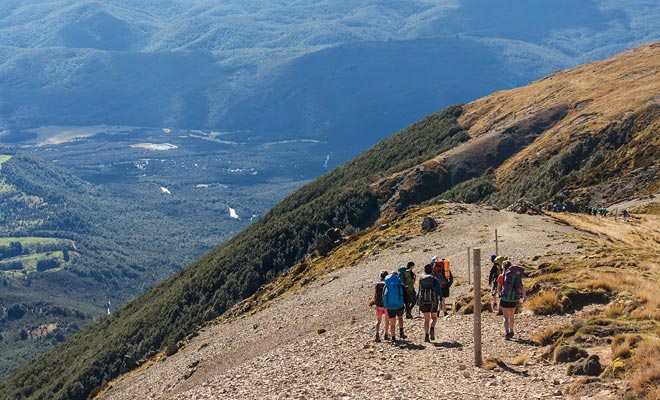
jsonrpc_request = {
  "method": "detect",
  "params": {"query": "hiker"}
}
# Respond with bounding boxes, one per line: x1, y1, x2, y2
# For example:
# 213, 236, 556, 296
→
398, 262, 417, 319
432, 257, 453, 316
373, 270, 390, 342
383, 271, 407, 342
623, 209, 628, 222
497, 260, 526, 339
488, 255, 505, 311
417, 263, 442, 342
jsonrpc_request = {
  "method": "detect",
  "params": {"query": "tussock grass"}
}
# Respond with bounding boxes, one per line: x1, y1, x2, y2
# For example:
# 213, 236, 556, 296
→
629, 339, 660, 398
578, 273, 618, 292
525, 290, 563, 315
532, 325, 562, 346
611, 334, 642, 359
510, 353, 528, 366
604, 302, 627, 318
482, 355, 505, 371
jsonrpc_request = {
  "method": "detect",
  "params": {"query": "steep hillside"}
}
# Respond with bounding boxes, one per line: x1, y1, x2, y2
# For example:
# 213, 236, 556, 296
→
373, 42, 660, 213
2, 41, 660, 399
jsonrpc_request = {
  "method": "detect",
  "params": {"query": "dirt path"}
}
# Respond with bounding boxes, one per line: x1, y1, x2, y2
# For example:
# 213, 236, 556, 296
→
100, 205, 618, 400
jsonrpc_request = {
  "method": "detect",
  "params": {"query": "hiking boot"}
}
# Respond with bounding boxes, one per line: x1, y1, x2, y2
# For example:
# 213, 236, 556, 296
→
444, 311, 448, 316
384, 333, 390, 340
505, 331, 513, 340
399, 329, 407, 339
430, 327, 435, 341
375, 334, 381, 343
509, 330, 515, 339
424, 333, 430, 343
391, 335, 397, 343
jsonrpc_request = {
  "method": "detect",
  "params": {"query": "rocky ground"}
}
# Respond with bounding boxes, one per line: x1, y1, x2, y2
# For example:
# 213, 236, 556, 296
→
99, 205, 624, 400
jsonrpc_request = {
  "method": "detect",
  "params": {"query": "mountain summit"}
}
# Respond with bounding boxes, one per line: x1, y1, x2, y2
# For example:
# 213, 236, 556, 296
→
1, 41, 659, 400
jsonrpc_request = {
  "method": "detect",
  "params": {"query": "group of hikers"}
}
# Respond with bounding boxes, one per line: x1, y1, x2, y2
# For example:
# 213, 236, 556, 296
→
372, 255, 525, 343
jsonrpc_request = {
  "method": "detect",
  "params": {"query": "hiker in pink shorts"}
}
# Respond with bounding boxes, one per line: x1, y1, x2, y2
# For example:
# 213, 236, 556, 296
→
373, 270, 390, 342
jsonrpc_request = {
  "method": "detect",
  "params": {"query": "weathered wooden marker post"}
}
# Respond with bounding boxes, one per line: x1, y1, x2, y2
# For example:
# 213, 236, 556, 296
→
473, 247, 483, 366
467, 247, 471, 285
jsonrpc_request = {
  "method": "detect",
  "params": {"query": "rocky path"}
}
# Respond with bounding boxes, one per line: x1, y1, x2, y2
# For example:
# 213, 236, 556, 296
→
100, 206, 619, 400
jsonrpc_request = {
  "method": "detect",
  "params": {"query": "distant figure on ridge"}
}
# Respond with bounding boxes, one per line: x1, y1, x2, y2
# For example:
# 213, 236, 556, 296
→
372, 270, 390, 342
383, 271, 407, 342
417, 263, 442, 342
623, 209, 628, 222
398, 262, 417, 319
497, 260, 526, 339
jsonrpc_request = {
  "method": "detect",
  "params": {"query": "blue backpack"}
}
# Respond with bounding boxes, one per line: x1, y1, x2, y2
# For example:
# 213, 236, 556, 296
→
383, 274, 404, 310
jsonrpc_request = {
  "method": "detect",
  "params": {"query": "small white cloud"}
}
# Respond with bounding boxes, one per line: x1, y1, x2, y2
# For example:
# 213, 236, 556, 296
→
229, 206, 239, 219
160, 186, 171, 195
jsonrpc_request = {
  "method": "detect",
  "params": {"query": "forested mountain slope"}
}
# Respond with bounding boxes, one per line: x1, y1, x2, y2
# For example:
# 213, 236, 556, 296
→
0, 150, 244, 377
1, 41, 659, 400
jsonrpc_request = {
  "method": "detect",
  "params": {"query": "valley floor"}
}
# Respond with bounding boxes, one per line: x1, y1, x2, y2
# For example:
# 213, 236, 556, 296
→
99, 206, 624, 400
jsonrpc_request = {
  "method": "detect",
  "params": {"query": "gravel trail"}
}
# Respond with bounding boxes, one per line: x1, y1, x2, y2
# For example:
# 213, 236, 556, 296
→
100, 205, 618, 400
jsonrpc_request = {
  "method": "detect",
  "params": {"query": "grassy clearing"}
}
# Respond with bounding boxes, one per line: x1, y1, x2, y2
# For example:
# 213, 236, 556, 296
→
0, 237, 65, 247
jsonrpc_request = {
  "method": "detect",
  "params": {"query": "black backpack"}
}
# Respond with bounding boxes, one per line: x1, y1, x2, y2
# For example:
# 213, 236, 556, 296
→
417, 274, 439, 306
374, 282, 385, 307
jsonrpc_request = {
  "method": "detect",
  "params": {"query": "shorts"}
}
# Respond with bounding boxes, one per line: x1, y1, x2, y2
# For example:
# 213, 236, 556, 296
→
499, 299, 518, 309
375, 306, 387, 318
419, 303, 439, 313
441, 287, 450, 298
386, 307, 405, 318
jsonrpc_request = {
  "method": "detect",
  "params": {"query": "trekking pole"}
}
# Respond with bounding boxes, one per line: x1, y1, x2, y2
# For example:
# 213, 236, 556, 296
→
473, 248, 483, 367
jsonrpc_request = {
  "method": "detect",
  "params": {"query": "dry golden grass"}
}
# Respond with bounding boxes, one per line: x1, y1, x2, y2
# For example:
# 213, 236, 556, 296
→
578, 273, 618, 292
510, 353, 528, 366
482, 355, 505, 371
532, 325, 562, 346
630, 339, 660, 398
525, 290, 563, 315
604, 302, 627, 319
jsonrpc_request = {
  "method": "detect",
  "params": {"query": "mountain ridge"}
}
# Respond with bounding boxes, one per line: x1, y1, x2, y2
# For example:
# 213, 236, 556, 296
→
1, 40, 660, 400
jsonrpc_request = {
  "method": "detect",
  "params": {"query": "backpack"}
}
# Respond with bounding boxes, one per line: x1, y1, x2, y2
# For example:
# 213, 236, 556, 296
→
417, 274, 439, 307
489, 256, 506, 285
374, 282, 385, 307
434, 259, 452, 288
500, 265, 524, 302
383, 274, 404, 309
432, 259, 443, 279
398, 265, 416, 298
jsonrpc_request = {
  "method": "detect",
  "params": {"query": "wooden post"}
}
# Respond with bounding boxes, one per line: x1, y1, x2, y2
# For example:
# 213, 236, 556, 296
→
494, 229, 505, 256
467, 247, 471, 285
473, 247, 482, 366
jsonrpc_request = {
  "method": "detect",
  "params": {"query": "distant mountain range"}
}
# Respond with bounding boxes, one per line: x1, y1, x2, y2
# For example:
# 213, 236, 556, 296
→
1, 40, 658, 400
2, 1, 660, 156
